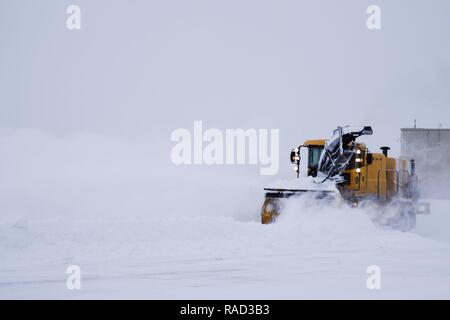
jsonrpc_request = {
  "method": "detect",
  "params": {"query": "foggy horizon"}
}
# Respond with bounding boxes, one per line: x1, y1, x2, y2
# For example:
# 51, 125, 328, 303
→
1, 1, 450, 151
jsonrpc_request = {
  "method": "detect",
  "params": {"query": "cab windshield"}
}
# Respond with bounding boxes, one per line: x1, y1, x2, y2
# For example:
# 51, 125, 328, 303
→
308, 146, 323, 169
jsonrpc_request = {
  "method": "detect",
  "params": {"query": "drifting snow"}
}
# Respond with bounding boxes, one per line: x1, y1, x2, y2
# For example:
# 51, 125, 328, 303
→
1, 130, 450, 299
264, 176, 338, 191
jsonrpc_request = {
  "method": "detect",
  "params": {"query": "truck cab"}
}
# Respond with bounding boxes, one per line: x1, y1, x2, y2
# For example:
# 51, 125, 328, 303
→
290, 140, 325, 178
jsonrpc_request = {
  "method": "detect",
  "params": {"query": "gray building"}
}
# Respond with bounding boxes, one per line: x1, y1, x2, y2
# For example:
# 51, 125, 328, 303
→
401, 128, 450, 198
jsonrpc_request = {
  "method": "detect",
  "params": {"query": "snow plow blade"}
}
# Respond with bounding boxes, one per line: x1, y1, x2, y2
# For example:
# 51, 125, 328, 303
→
261, 188, 336, 224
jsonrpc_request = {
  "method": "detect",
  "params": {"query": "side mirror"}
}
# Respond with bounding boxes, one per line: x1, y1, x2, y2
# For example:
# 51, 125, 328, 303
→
366, 153, 373, 165
290, 147, 301, 178
290, 147, 300, 164
290, 150, 296, 163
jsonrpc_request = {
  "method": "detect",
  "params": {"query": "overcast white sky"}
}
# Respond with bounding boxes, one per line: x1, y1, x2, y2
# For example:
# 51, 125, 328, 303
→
1, 0, 450, 155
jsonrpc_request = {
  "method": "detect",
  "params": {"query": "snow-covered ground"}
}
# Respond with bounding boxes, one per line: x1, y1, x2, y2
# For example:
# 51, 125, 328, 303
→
1, 130, 450, 299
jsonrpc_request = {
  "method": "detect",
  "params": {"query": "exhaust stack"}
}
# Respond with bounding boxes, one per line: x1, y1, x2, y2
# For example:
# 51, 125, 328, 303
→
380, 146, 390, 157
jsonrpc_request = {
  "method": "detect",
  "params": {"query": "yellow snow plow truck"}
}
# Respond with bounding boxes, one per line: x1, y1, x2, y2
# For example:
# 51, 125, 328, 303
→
261, 126, 430, 230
